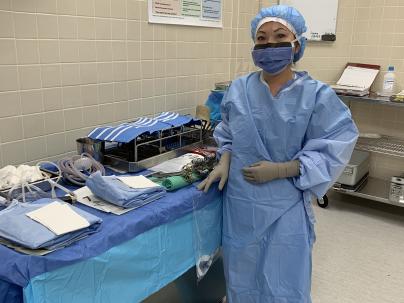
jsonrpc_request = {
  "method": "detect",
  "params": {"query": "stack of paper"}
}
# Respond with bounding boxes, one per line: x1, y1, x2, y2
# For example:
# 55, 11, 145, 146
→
26, 201, 90, 236
331, 65, 379, 96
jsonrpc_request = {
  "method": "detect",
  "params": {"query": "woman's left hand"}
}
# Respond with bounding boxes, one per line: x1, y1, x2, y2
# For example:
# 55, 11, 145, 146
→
242, 160, 300, 183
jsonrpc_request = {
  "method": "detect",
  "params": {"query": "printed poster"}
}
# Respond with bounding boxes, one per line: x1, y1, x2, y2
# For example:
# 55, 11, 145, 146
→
148, 0, 222, 28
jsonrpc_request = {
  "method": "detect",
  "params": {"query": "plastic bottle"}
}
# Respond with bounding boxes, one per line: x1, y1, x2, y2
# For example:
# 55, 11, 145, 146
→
382, 65, 395, 96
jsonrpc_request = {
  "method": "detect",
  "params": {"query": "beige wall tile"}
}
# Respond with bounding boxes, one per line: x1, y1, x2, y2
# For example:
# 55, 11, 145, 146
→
113, 81, 128, 102
141, 79, 154, 98
77, 17, 96, 39
0, 39, 17, 65
0, 92, 21, 117
25, 137, 47, 161
154, 78, 165, 96
16, 40, 39, 64
23, 113, 45, 138
0, 117, 23, 142
18, 65, 41, 90
44, 110, 65, 134
0, 12, 15, 38
128, 61, 141, 80
141, 42, 154, 60
77, 0, 95, 16
81, 84, 98, 106
64, 108, 83, 130
36, 0, 57, 14
37, 14, 58, 39
2, 141, 26, 165
58, 16, 78, 39
142, 60, 154, 79
82, 105, 99, 126
95, 0, 110, 17
42, 87, 63, 111
97, 83, 113, 104
97, 62, 114, 83
154, 60, 166, 78
99, 103, 114, 123
77, 40, 96, 62
111, 0, 126, 19
95, 18, 111, 40
154, 42, 165, 60
141, 98, 154, 116
128, 99, 142, 117
14, 12, 37, 39
12, 1, 36, 13
60, 40, 80, 63
127, 0, 141, 20
128, 80, 141, 100
127, 41, 140, 61
113, 101, 129, 121
61, 64, 81, 86
62, 85, 82, 108
96, 41, 113, 61
127, 20, 141, 40
39, 40, 60, 64
113, 62, 127, 82
20, 90, 43, 114
57, 0, 77, 15
0, 0, 11, 10
45, 133, 66, 156
111, 19, 127, 40
80, 63, 98, 84
154, 96, 166, 113
112, 41, 127, 61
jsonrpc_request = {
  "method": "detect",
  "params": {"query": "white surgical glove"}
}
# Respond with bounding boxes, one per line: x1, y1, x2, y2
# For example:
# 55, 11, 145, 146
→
197, 151, 231, 193
242, 160, 300, 184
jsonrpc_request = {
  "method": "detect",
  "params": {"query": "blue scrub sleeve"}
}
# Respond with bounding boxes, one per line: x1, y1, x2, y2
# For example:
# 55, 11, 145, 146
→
213, 92, 232, 157
293, 86, 359, 198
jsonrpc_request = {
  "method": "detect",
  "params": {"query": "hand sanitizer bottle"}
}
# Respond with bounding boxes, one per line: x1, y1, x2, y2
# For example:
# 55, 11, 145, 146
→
382, 66, 395, 97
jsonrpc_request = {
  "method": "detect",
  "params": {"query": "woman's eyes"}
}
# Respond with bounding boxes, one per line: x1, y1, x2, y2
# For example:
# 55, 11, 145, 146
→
256, 33, 288, 42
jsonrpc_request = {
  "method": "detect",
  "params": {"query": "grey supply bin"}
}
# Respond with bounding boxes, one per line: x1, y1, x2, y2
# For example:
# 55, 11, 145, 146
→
336, 150, 370, 186
317, 150, 370, 208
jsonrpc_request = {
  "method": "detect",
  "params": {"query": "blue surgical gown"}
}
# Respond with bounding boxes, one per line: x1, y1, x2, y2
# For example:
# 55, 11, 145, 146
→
213, 71, 358, 303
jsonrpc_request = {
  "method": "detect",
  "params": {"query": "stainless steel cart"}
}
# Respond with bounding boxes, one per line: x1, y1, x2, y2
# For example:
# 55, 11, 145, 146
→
317, 94, 404, 209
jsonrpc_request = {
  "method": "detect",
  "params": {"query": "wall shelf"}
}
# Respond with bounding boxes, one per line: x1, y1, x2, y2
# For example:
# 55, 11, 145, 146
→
355, 136, 404, 158
340, 94, 404, 108
332, 176, 404, 208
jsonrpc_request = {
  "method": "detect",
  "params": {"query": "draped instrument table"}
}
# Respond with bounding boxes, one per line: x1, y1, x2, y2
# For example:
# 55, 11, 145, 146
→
0, 184, 225, 303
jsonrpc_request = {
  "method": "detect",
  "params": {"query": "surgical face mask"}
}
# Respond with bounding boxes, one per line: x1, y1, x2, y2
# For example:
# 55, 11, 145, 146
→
251, 41, 296, 75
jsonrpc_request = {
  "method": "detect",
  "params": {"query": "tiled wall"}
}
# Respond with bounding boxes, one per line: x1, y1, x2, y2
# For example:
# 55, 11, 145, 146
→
0, 0, 259, 166
297, 0, 404, 91
2, 0, 403, 181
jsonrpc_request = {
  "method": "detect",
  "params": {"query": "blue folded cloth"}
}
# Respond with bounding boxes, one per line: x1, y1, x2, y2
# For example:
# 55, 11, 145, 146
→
86, 172, 166, 209
0, 198, 102, 250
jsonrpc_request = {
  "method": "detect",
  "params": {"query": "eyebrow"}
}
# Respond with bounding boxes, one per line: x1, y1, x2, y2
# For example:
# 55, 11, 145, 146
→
274, 28, 287, 32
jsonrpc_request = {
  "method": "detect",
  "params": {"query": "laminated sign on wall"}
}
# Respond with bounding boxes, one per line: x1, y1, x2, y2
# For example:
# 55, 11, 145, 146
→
148, 0, 223, 28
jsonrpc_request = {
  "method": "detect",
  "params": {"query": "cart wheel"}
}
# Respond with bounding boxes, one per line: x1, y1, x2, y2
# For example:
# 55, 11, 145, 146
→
317, 195, 329, 208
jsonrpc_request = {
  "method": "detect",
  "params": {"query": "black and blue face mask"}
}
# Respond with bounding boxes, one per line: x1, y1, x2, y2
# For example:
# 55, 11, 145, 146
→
251, 41, 296, 75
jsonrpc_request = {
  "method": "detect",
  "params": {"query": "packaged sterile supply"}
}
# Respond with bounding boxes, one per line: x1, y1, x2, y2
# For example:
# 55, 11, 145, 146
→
0, 165, 43, 190
86, 172, 166, 209
0, 199, 102, 251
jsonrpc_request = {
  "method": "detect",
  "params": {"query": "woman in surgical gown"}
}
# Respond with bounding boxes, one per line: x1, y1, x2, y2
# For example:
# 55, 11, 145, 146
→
198, 5, 359, 303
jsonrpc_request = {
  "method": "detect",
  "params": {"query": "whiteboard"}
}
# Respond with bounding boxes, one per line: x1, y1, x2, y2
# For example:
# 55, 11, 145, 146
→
278, 0, 338, 41
148, 0, 223, 28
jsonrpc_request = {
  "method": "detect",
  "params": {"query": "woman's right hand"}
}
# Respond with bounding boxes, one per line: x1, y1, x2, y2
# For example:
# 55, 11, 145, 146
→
197, 151, 230, 193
